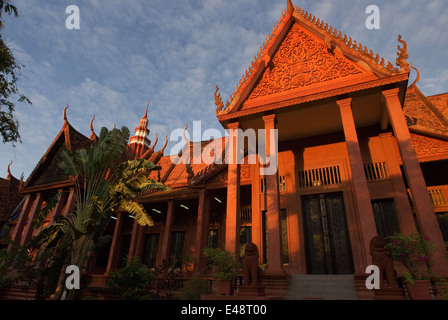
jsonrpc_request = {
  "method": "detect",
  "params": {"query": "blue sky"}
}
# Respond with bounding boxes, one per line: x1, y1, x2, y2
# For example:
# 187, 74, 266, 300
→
1, 0, 447, 179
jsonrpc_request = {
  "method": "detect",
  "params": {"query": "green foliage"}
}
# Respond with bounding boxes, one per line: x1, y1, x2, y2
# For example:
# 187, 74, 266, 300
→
0, 240, 32, 290
202, 247, 240, 281
0, 0, 31, 144
28, 125, 169, 299
385, 232, 436, 280
0, 229, 68, 298
179, 277, 212, 300
108, 257, 154, 300
182, 254, 193, 272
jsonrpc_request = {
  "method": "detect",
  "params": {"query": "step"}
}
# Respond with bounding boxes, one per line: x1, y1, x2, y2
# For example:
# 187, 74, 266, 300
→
285, 275, 358, 300
0, 286, 37, 300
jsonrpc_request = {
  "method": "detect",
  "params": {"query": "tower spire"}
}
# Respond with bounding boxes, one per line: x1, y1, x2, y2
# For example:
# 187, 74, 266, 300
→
144, 100, 149, 119
128, 101, 152, 158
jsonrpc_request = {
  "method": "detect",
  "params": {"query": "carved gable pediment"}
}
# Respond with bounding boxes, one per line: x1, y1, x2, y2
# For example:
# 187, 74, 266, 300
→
215, 2, 409, 121
243, 22, 368, 109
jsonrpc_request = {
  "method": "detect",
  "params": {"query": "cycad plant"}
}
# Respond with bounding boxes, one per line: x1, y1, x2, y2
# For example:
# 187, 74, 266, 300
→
28, 126, 169, 299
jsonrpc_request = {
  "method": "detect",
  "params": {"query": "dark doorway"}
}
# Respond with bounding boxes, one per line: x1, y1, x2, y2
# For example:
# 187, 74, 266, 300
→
302, 192, 354, 274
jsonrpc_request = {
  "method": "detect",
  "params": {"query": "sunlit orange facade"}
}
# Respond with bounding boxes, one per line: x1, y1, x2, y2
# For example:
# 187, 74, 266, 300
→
2, 1, 448, 299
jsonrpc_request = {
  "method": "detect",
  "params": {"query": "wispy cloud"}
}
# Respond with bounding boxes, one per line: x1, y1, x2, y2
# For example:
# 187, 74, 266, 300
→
0, 0, 447, 179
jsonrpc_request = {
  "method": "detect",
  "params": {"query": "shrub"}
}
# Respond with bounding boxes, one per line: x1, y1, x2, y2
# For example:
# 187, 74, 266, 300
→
179, 277, 212, 300
385, 232, 436, 280
108, 257, 154, 300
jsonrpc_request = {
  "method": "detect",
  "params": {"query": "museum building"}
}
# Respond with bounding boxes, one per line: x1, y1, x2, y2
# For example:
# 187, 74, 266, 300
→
2, 0, 448, 299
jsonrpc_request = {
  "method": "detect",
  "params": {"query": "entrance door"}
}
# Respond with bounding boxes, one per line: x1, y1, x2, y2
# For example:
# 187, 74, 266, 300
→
302, 192, 354, 274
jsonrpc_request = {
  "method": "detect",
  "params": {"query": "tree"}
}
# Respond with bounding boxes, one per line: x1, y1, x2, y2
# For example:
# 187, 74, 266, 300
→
28, 126, 169, 299
0, 0, 31, 144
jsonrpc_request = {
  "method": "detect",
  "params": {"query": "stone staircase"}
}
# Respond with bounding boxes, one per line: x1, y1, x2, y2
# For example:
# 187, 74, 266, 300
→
285, 274, 358, 300
0, 282, 37, 300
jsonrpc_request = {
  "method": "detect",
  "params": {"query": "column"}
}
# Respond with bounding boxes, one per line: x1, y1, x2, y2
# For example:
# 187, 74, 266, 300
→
11, 194, 34, 244
383, 88, 448, 268
225, 122, 241, 257
251, 158, 262, 251
49, 189, 68, 224
20, 192, 44, 246
194, 189, 210, 273
105, 212, 123, 274
161, 200, 174, 263
337, 98, 377, 265
61, 187, 76, 215
262, 114, 285, 275
378, 132, 416, 234
128, 220, 141, 259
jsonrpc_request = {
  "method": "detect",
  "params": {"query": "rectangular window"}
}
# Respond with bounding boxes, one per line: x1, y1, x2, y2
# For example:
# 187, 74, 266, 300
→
364, 162, 388, 181
240, 206, 252, 223
261, 209, 289, 264
436, 212, 448, 243
143, 233, 159, 268
169, 231, 185, 268
208, 229, 219, 248
240, 226, 252, 246
371, 199, 400, 239
298, 166, 341, 188
280, 209, 289, 264
260, 178, 266, 194
279, 176, 286, 192
118, 234, 131, 268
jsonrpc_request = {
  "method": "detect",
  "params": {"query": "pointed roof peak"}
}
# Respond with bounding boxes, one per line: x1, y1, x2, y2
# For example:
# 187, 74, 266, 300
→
90, 114, 97, 141
6, 160, 13, 180
215, 1, 410, 118
287, 0, 294, 14
409, 62, 421, 89
144, 100, 149, 119
63, 104, 69, 123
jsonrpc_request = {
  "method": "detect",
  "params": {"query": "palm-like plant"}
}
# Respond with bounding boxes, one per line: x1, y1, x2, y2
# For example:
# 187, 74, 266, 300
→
28, 126, 169, 299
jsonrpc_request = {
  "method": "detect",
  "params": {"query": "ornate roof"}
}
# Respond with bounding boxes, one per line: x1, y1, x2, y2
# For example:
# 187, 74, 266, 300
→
215, 0, 410, 122
21, 105, 93, 191
405, 65, 448, 140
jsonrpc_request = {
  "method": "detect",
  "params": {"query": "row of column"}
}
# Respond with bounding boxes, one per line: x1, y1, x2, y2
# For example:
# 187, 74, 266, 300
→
105, 191, 211, 275
337, 89, 447, 269
224, 87, 448, 274
225, 115, 286, 277
11, 188, 76, 246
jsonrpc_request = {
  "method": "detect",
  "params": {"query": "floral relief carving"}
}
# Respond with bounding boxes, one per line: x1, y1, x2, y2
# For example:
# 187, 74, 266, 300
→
248, 23, 362, 100
411, 133, 448, 157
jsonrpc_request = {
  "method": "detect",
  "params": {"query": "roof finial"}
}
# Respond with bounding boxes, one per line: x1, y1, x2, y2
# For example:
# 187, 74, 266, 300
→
144, 100, 149, 119
183, 123, 190, 143
63, 103, 69, 121
90, 115, 96, 140
410, 62, 420, 88
287, 0, 294, 14
6, 160, 12, 180
396, 35, 410, 71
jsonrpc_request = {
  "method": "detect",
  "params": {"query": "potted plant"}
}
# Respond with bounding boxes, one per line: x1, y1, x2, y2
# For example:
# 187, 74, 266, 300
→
202, 247, 240, 296
385, 232, 436, 300
182, 254, 193, 277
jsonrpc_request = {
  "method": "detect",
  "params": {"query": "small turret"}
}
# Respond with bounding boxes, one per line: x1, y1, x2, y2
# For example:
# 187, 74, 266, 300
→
129, 101, 152, 158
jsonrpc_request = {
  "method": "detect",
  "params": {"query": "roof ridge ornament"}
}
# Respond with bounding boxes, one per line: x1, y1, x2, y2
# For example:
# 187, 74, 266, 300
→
6, 160, 12, 180
396, 35, 410, 72
89, 115, 97, 141
287, 0, 294, 15
214, 85, 224, 113
63, 104, 69, 121
409, 62, 420, 88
